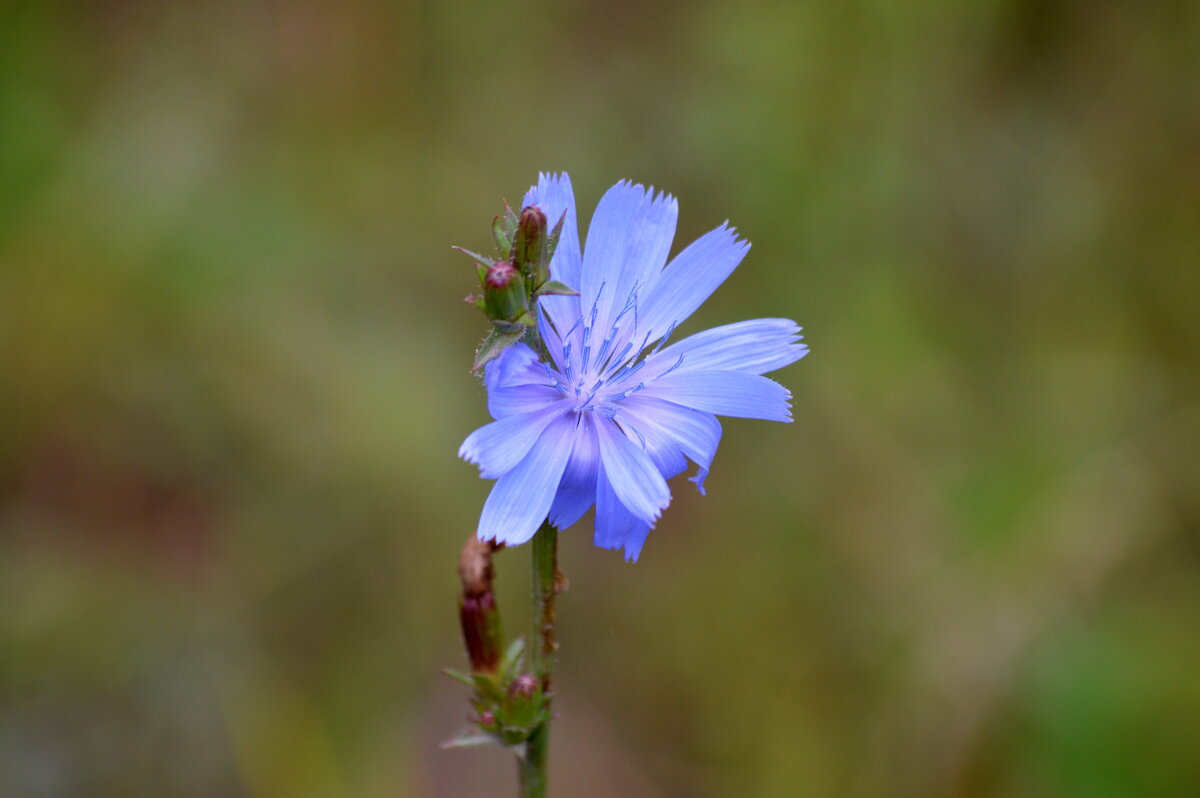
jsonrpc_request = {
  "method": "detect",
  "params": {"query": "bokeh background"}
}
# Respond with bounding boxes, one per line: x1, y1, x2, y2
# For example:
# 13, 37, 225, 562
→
3, 1, 1198, 796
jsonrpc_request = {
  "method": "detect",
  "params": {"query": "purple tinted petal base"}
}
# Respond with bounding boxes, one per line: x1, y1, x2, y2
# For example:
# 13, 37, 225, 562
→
548, 413, 599, 530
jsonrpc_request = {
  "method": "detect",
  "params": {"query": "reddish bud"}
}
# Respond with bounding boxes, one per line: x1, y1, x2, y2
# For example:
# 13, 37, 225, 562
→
509, 672, 539, 699
459, 592, 502, 674
458, 537, 505, 674
482, 260, 527, 321
485, 260, 519, 288
515, 206, 549, 286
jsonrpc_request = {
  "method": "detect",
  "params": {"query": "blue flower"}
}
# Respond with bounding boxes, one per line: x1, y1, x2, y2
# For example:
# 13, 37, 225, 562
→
460, 173, 808, 561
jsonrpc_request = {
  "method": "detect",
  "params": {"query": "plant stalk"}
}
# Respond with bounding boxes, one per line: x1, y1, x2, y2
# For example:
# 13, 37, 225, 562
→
518, 722, 549, 798
520, 520, 558, 797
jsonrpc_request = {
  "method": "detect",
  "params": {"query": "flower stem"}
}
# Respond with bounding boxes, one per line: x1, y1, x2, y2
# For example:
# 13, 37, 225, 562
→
519, 722, 549, 798
521, 520, 558, 797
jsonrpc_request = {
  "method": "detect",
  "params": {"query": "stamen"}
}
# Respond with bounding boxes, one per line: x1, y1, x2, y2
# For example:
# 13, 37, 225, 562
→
588, 282, 605, 330
637, 329, 653, 355
540, 305, 562, 339
563, 314, 584, 343
542, 362, 570, 395
605, 341, 633, 373
606, 330, 654, 384
593, 334, 613, 369
626, 422, 647, 450
603, 382, 645, 402
632, 284, 639, 334
611, 357, 646, 384
650, 320, 677, 356
611, 290, 637, 328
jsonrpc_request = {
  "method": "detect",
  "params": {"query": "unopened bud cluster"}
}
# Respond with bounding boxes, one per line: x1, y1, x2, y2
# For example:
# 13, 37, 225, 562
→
443, 538, 552, 751
456, 201, 577, 371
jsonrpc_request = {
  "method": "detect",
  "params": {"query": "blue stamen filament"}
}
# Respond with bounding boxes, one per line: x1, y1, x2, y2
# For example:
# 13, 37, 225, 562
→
550, 292, 687, 421
593, 335, 613, 370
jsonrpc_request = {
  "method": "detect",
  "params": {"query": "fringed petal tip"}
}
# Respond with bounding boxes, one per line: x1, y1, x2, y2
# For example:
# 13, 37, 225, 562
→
533, 171, 570, 188
483, 524, 539, 547
594, 528, 652, 563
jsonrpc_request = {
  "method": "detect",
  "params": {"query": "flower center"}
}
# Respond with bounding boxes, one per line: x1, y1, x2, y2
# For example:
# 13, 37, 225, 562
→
540, 284, 683, 419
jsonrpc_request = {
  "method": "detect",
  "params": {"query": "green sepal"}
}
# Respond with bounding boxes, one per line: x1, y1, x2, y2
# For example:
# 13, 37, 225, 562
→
503, 695, 545, 731
492, 216, 512, 256
493, 318, 531, 335
471, 673, 505, 704
496, 202, 519, 258
441, 667, 475, 687
452, 245, 494, 266
441, 728, 498, 750
453, 246, 494, 282
535, 280, 579, 297
544, 210, 565, 269
495, 708, 551, 745
473, 326, 523, 372
500, 637, 526, 676
498, 724, 535, 747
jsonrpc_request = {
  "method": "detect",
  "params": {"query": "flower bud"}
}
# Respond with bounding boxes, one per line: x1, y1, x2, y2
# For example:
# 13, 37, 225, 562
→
458, 537, 504, 674
509, 672, 539, 699
502, 672, 545, 732
482, 259, 527, 322
515, 206, 549, 287
459, 592, 502, 674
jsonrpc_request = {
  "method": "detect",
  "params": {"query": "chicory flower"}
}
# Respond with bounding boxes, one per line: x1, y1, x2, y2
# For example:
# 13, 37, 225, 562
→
460, 174, 807, 560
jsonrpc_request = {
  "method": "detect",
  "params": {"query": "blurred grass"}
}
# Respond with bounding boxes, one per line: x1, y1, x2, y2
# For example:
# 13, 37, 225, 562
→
1, 1, 1198, 796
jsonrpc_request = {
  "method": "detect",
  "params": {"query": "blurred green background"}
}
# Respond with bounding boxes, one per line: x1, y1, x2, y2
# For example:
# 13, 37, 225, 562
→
2, 1, 1198, 796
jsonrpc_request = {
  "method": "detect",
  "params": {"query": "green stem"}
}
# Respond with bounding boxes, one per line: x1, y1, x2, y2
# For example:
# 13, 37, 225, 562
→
521, 520, 558, 798
518, 722, 549, 798
531, 521, 558, 681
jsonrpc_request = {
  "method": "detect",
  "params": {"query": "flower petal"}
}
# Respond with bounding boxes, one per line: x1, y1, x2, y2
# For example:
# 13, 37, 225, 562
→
595, 415, 670, 525
639, 223, 750, 343
537, 304, 567, 373
649, 318, 808, 377
640, 370, 793, 422
548, 413, 599, 530
524, 173, 582, 333
612, 410, 688, 480
477, 413, 578, 545
459, 403, 566, 479
616, 397, 723, 493
594, 465, 652, 562
622, 418, 689, 479
485, 343, 559, 419
579, 181, 677, 340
